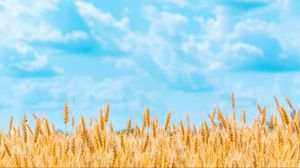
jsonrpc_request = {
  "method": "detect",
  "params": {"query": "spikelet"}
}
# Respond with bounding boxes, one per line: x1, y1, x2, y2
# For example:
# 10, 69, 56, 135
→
282, 107, 290, 125
269, 114, 274, 128
142, 133, 149, 152
256, 104, 262, 114
227, 123, 234, 142
279, 107, 289, 125
45, 119, 51, 137
8, 116, 13, 135
200, 123, 206, 143
143, 107, 151, 128
22, 114, 27, 143
286, 97, 295, 112
120, 133, 125, 151
192, 124, 197, 134
34, 119, 41, 143
126, 118, 131, 136
164, 111, 171, 132
79, 116, 94, 153
100, 112, 105, 130
231, 93, 236, 123
104, 104, 110, 123
112, 142, 117, 165
27, 124, 33, 135
64, 103, 69, 125
217, 110, 226, 129
51, 122, 56, 133
241, 111, 246, 124
94, 133, 101, 149
90, 117, 93, 128
203, 121, 210, 143
257, 126, 262, 153
274, 96, 280, 108
109, 122, 114, 134
23, 112, 27, 122
101, 130, 107, 150
193, 137, 199, 152
208, 113, 217, 128
277, 128, 283, 147
134, 125, 140, 138
260, 106, 266, 125
151, 120, 157, 139
71, 137, 75, 154
293, 122, 300, 136
185, 126, 191, 147
32, 113, 38, 120
4, 143, 11, 157
212, 107, 217, 118
186, 114, 190, 125
180, 120, 185, 138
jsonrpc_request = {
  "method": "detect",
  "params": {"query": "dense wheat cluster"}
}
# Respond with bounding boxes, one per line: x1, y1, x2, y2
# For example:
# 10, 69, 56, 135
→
0, 96, 300, 167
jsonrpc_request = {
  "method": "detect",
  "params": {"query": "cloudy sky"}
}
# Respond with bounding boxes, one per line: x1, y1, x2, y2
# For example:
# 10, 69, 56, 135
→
1, 0, 300, 130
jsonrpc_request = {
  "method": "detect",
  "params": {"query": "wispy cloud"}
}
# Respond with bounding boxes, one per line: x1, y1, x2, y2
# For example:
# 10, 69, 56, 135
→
0, 45, 61, 77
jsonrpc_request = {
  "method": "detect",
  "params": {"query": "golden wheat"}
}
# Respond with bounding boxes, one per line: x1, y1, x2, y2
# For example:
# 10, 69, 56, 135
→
0, 100, 300, 167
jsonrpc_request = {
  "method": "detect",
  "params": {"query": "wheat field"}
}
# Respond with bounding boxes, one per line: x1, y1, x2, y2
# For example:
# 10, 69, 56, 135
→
0, 96, 300, 167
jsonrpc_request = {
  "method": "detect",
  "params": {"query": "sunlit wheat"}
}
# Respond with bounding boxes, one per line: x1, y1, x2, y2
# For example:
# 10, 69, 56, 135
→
0, 97, 300, 167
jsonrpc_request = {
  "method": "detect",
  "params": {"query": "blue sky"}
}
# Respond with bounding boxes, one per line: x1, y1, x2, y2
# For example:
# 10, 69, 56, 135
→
1, 0, 300, 130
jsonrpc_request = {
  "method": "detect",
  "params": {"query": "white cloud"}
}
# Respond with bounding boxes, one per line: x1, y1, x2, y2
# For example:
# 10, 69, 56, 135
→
0, 0, 58, 16
233, 19, 269, 34
76, 1, 129, 30
28, 25, 88, 42
143, 6, 188, 35
72, 2, 211, 91
178, 2, 300, 72
15, 53, 48, 72
195, 7, 227, 41
75, 3, 195, 84
224, 42, 264, 58
0, 44, 61, 77
0, 0, 87, 46
76, 1, 129, 50
181, 36, 196, 53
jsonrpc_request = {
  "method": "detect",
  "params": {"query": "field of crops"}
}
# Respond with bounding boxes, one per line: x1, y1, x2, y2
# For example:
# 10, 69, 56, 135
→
0, 96, 299, 167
